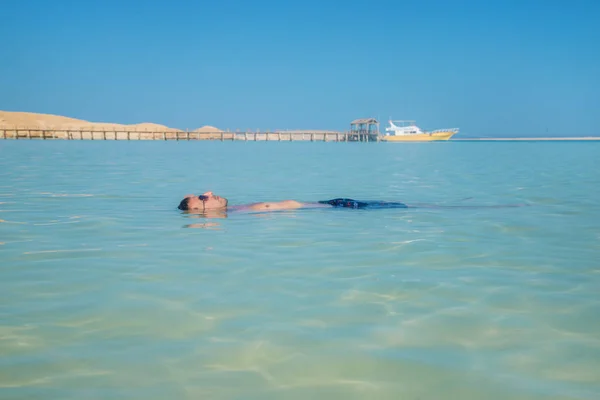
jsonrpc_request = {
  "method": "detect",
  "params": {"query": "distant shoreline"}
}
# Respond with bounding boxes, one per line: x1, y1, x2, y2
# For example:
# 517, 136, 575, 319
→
2, 111, 599, 142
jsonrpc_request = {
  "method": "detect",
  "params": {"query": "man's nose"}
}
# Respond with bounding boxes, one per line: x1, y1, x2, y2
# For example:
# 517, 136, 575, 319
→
202, 191, 213, 197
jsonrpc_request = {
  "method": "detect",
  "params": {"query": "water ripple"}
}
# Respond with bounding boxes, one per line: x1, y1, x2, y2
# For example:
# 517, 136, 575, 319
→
0, 141, 599, 399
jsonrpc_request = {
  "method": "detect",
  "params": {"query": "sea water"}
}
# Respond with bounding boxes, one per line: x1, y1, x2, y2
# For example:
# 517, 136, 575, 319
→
0, 140, 599, 399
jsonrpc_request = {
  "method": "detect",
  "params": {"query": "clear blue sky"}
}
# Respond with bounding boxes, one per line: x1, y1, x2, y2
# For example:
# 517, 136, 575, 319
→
1, 0, 599, 137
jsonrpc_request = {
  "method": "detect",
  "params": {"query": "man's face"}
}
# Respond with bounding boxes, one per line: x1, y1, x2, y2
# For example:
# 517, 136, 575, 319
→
183, 192, 228, 211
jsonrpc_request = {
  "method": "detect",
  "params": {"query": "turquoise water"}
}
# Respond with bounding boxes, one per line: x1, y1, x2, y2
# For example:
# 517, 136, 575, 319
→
1, 140, 599, 399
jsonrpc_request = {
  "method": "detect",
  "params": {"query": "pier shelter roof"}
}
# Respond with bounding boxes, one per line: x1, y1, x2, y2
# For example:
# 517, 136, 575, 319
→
350, 118, 379, 125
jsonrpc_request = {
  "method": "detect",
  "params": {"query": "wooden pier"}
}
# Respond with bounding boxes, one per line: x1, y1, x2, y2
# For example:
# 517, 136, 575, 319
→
349, 118, 380, 142
0, 117, 384, 142
0, 128, 381, 142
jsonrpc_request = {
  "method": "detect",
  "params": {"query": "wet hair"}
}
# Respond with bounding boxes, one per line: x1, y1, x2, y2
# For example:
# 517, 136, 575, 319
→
178, 195, 209, 211
178, 197, 191, 211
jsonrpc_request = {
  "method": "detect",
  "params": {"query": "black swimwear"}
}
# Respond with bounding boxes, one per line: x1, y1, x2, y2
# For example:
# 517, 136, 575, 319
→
318, 198, 408, 209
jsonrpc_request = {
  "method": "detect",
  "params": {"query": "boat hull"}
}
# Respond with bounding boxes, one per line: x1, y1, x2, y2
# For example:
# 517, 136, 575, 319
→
381, 131, 456, 142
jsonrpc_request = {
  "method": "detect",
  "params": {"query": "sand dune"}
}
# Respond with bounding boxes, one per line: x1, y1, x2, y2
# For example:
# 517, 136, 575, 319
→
129, 122, 177, 131
0, 110, 220, 132
0, 111, 88, 129
193, 125, 222, 133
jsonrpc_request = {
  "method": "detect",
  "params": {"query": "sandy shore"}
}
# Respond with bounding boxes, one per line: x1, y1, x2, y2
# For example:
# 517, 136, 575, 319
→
0, 110, 221, 132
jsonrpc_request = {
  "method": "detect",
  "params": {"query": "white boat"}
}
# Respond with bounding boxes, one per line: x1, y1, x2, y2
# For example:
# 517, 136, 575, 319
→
381, 120, 459, 142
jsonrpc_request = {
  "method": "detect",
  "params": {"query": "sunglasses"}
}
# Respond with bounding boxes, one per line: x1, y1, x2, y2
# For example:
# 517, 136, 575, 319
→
198, 195, 209, 201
